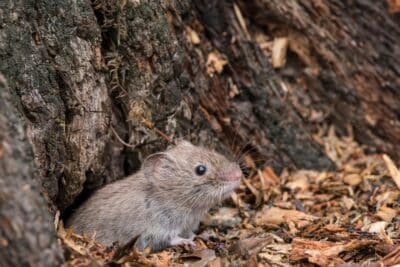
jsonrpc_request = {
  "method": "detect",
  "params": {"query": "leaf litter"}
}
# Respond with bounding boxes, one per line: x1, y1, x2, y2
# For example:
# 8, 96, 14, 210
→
61, 126, 400, 266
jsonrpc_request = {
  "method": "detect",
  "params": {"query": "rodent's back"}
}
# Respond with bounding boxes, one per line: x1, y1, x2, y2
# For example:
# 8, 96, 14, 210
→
66, 175, 149, 245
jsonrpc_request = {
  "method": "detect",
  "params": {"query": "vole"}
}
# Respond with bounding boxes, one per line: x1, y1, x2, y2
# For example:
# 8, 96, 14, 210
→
66, 140, 242, 251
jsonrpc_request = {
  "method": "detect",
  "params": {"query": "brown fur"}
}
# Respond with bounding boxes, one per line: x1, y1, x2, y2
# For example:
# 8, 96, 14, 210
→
66, 141, 242, 251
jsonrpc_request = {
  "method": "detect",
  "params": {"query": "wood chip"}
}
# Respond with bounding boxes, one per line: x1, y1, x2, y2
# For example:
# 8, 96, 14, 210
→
272, 37, 289, 68
343, 173, 362, 186
255, 207, 318, 227
376, 206, 397, 222
382, 154, 400, 190
186, 26, 200, 45
206, 51, 228, 76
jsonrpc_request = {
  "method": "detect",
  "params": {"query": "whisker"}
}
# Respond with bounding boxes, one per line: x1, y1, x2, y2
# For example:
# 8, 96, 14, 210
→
233, 143, 259, 162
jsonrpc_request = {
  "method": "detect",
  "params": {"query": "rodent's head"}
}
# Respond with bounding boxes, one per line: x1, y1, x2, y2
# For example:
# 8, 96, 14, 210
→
142, 140, 242, 209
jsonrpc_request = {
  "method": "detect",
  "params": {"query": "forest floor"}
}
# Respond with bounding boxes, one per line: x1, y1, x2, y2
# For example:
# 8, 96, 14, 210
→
59, 125, 400, 267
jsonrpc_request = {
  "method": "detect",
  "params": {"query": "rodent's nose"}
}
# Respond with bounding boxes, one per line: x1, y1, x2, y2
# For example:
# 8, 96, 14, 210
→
219, 164, 242, 182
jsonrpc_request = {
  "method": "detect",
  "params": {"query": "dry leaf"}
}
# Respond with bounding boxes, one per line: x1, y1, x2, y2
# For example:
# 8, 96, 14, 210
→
376, 206, 397, 222
182, 249, 216, 267
207, 257, 224, 267
382, 245, 400, 266
150, 251, 173, 267
259, 244, 292, 267
243, 178, 262, 206
230, 237, 272, 257
203, 207, 241, 228
291, 238, 377, 265
259, 166, 280, 189
255, 207, 318, 227
286, 175, 309, 192
343, 173, 362, 186
375, 190, 400, 207
367, 221, 388, 234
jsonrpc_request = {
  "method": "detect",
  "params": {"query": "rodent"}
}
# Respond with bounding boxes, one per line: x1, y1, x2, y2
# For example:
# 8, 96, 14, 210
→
66, 140, 242, 251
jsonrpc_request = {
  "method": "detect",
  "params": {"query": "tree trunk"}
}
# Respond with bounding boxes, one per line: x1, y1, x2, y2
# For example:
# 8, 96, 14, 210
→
0, 76, 63, 266
0, 0, 399, 264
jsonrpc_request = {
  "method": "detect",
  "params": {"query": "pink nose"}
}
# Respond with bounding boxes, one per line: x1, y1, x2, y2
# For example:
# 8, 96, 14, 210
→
219, 164, 242, 182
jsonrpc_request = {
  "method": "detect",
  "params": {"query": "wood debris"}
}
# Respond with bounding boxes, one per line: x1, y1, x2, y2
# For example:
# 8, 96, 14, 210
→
61, 126, 400, 266
206, 51, 228, 76
383, 154, 400, 189
272, 37, 289, 68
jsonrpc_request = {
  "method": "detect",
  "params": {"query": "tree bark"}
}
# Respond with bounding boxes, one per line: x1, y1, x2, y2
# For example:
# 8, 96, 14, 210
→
241, 0, 400, 160
0, 0, 335, 212
0, 75, 63, 266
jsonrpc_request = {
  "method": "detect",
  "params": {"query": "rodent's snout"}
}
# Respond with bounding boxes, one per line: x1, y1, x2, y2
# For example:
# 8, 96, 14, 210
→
218, 163, 242, 182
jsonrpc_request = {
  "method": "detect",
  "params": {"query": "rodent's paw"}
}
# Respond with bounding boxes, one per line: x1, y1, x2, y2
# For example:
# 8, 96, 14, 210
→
183, 231, 196, 241
188, 232, 196, 241
170, 236, 197, 249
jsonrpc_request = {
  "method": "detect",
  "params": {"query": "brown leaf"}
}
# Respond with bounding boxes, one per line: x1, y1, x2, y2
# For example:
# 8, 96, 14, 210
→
149, 251, 173, 267
203, 207, 241, 228
255, 207, 318, 228
207, 257, 223, 267
243, 178, 262, 206
245, 254, 259, 267
230, 237, 272, 257
376, 206, 397, 222
291, 238, 377, 266
182, 249, 216, 267
383, 245, 400, 266
259, 167, 280, 189
343, 173, 362, 186
286, 174, 309, 192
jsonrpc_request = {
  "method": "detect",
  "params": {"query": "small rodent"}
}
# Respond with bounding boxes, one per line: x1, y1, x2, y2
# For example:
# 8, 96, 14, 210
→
66, 140, 242, 251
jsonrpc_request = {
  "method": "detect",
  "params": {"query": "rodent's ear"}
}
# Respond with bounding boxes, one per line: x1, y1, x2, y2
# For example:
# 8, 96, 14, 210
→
143, 153, 168, 172
175, 139, 193, 147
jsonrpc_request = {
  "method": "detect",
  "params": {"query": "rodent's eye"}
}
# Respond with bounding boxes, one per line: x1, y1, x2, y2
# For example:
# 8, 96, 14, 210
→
195, 165, 207, 176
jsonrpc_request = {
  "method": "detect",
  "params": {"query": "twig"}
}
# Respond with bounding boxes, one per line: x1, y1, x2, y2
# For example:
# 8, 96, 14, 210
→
110, 126, 136, 148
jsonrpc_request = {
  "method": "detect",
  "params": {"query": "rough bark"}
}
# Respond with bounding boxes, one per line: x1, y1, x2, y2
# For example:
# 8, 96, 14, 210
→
0, 0, 114, 211
1, 0, 335, 213
242, 0, 400, 160
0, 75, 63, 266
